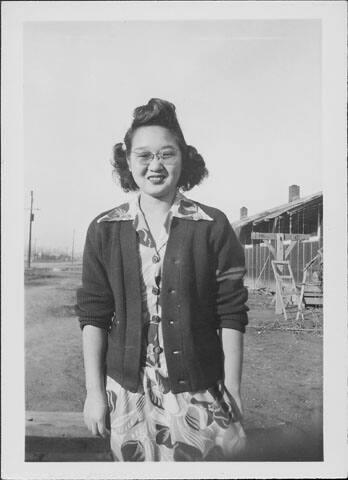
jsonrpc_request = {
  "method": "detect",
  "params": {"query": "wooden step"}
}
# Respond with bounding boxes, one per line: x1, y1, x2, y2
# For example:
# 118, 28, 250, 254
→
26, 411, 112, 462
25, 411, 322, 462
26, 411, 93, 438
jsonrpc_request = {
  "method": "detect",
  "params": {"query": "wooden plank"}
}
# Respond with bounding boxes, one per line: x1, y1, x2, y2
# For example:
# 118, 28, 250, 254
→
285, 240, 297, 260
26, 435, 111, 454
276, 235, 284, 261
251, 232, 311, 241
283, 233, 311, 240
252, 232, 278, 240
271, 260, 303, 319
304, 291, 323, 296
304, 285, 322, 293
263, 239, 276, 258
25, 412, 113, 461
25, 410, 322, 462
26, 452, 113, 462
304, 297, 323, 306
26, 411, 93, 438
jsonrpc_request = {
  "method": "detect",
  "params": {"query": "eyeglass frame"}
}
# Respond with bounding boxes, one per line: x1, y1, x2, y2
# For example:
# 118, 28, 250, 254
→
129, 147, 181, 166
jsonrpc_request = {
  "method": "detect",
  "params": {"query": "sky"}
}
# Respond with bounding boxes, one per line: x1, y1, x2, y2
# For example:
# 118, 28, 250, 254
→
23, 20, 322, 254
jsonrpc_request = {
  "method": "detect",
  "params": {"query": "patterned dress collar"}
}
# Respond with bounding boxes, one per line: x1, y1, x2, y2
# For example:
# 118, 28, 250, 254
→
97, 191, 214, 224
171, 191, 213, 222
97, 197, 137, 224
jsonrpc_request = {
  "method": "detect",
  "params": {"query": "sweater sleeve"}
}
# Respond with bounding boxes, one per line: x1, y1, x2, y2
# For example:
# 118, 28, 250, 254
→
75, 220, 115, 331
212, 213, 249, 332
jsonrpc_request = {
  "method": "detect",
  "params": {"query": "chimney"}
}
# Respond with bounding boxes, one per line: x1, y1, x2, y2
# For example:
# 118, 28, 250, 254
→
289, 184, 300, 203
240, 206, 248, 219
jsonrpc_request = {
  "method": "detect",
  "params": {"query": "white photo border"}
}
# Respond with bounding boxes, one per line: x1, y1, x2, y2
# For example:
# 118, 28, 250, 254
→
2, 1, 347, 479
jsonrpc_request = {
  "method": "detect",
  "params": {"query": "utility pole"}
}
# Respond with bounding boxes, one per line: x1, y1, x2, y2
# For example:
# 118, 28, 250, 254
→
71, 229, 75, 265
26, 191, 40, 268
27, 191, 34, 268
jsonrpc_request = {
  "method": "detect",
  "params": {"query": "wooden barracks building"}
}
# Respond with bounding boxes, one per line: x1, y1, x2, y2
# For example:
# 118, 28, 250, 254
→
232, 185, 323, 292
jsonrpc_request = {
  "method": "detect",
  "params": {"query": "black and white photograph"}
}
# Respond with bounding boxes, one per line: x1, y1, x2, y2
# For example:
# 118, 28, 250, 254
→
2, 1, 347, 479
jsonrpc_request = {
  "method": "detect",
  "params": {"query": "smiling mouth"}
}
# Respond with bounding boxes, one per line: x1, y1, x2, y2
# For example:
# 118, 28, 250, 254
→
147, 175, 166, 183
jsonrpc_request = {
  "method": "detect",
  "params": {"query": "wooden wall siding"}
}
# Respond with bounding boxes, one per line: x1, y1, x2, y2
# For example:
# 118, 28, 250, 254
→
244, 239, 322, 291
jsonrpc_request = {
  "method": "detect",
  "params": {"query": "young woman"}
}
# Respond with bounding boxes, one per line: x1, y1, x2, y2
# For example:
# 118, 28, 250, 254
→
76, 98, 249, 461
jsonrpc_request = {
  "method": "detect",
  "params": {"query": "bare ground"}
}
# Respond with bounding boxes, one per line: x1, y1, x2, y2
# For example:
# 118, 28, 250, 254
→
25, 262, 323, 460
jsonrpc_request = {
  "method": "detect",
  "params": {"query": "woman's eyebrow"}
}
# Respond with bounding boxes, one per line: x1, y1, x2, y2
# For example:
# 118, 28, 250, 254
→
132, 146, 149, 152
132, 145, 176, 152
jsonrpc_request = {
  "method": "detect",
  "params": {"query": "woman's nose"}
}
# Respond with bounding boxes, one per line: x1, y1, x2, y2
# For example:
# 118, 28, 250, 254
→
148, 155, 164, 171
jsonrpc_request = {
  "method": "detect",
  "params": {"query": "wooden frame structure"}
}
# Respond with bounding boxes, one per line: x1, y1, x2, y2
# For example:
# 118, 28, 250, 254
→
271, 260, 304, 321
251, 232, 310, 314
296, 248, 323, 321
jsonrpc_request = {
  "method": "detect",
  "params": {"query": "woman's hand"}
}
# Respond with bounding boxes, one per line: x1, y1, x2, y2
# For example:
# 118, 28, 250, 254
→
82, 326, 109, 437
83, 389, 110, 438
223, 384, 244, 420
220, 328, 244, 420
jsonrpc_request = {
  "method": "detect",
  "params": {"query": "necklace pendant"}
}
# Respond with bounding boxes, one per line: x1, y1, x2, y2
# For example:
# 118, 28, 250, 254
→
152, 254, 160, 264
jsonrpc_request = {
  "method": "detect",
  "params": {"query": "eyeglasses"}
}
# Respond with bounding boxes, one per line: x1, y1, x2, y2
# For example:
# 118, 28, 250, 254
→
131, 148, 180, 166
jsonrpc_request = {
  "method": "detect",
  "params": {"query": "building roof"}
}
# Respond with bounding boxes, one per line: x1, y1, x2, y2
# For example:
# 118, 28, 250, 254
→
232, 191, 322, 229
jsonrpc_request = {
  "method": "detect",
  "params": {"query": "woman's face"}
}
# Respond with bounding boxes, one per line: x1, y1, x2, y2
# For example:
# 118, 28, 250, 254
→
128, 126, 182, 202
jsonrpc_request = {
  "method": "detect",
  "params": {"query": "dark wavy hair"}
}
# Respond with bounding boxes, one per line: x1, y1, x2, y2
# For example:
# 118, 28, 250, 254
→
111, 98, 208, 192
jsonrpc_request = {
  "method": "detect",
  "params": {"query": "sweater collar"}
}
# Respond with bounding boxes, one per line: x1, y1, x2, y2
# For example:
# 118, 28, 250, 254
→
97, 191, 213, 224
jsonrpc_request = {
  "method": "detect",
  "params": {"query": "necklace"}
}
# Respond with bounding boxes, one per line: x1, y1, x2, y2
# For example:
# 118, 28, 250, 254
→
138, 204, 169, 263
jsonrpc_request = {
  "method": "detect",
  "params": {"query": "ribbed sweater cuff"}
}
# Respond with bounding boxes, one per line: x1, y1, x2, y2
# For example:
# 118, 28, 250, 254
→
219, 312, 248, 332
78, 318, 111, 331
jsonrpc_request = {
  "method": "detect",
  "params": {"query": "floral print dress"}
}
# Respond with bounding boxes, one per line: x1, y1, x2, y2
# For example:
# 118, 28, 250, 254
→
105, 193, 247, 461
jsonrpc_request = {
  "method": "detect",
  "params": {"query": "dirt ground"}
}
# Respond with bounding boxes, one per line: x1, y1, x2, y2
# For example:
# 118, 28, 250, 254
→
25, 262, 323, 460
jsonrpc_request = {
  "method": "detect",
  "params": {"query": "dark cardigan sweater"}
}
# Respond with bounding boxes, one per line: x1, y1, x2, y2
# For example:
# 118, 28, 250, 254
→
76, 202, 249, 394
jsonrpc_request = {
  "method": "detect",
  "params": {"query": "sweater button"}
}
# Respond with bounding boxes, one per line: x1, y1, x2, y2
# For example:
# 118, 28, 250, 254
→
169, 319, 175, 325
152, 254, 160, 263
152, 286, 160, 295
178, 379, 186, 384
151, 315, 161, 324
168, 288, 176, 294
172, 350, 181, 355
